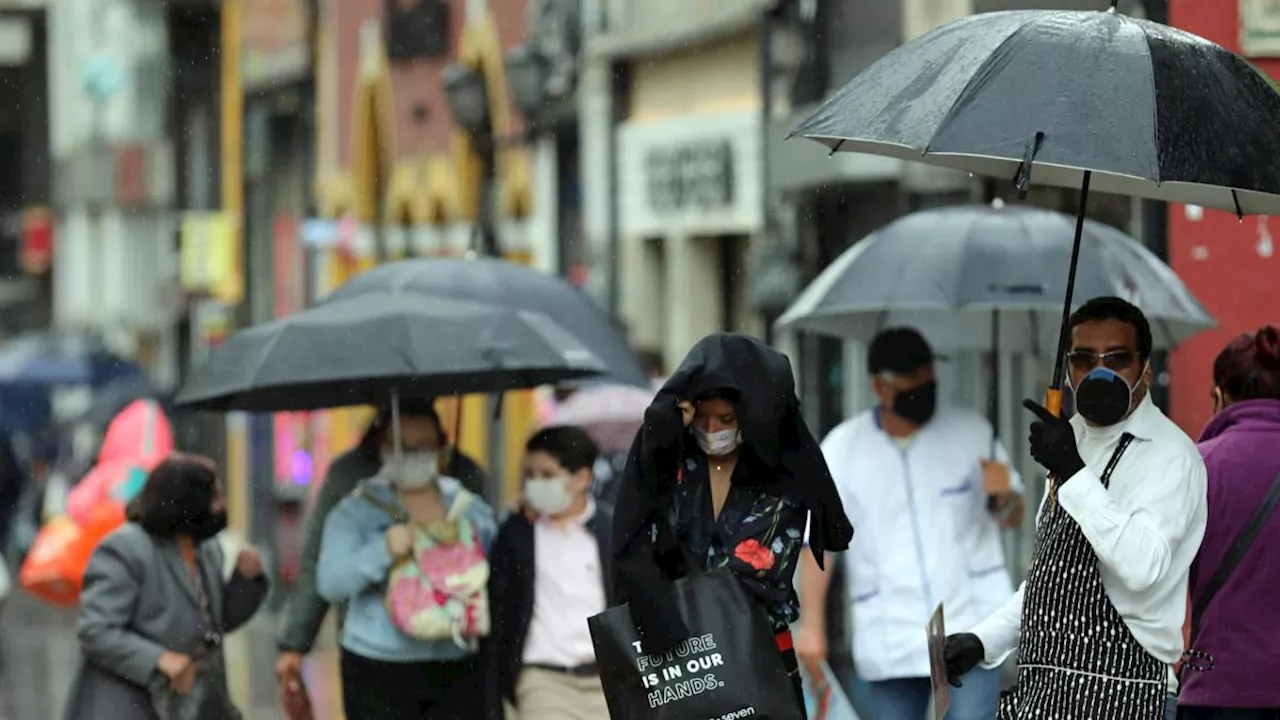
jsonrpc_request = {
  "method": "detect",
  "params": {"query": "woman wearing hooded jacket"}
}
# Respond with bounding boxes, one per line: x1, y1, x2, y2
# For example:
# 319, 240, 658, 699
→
1179, 326, 1280, 720
611, 333, 854, 714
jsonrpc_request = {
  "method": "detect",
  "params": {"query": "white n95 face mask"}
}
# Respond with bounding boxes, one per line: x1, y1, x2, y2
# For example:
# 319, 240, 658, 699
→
694, 425, 740, 457
524, 476, 575, 516
385, 451, 440, 491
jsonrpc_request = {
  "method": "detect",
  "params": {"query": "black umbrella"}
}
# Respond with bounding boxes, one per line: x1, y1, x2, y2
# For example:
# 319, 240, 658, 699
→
792, 4, 1280, 413
174, 293, 606, 412
323, 257, 649, 388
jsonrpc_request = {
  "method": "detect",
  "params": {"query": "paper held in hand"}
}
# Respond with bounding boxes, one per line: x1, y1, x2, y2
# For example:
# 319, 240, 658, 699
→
927, 602, 950, 720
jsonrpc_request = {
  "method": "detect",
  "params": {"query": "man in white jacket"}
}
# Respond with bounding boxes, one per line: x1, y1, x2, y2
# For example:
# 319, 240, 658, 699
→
797, 327, 1024, 720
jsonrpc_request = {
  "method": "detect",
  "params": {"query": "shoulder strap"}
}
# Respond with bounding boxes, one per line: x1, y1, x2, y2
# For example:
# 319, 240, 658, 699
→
360, 487, 409, 523
447, 489, 474, 521
1099, 433, 1134, 485
1189, 470, 1280, 645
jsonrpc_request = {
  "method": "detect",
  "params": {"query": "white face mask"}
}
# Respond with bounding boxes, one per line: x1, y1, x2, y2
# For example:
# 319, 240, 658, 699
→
384, 451, 440, 491
694, 425, 740, 457
524, 476, 576, 516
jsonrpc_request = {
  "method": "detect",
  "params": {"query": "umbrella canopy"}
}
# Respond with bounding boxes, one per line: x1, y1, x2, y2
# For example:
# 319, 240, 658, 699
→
548, 383, 655, 455
0, 332, 142, 387
792, 8, 1280, 215
323, 257, 648, 388
777, 204, 1215, 351
175, 292, 606, 412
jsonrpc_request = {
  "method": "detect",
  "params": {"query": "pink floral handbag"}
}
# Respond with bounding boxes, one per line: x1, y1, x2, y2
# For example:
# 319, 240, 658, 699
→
360, 488, 491, 647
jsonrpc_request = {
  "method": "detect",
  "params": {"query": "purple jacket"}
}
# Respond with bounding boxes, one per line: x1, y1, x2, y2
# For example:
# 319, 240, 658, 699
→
1181, 399, 1280, 709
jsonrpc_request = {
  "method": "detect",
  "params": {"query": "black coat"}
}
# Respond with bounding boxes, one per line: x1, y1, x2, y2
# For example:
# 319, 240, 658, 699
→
483, 506, 614, 718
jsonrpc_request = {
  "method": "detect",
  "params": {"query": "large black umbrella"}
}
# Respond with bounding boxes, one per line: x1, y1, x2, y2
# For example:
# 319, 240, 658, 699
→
792, 4, 1280, 412
323, 257, 649, 388
174, 293, 606, 412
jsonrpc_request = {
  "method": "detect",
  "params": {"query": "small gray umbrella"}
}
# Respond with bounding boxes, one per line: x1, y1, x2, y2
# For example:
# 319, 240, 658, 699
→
776, 203, 1216, 352
175, 292, 606, 412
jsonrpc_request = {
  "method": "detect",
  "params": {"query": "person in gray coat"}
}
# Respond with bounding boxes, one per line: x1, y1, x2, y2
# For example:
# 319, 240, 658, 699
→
63, 453, 269, 720
274, 399, 491, 687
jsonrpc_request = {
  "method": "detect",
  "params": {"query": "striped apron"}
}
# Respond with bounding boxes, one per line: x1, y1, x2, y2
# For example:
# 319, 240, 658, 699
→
997, 433, 1168, 720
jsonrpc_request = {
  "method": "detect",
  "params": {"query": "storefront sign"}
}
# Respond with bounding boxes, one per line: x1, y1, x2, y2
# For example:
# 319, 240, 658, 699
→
1242, 0, 1280, 57
645, 140, 735, 212
20, 207, 52, 275
617, 110, 762, 238
242, 0, 310, 90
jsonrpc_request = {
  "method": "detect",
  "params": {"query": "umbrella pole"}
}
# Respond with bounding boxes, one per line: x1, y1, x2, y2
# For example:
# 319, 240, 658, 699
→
990, 308, 1000, 458
1046, 171, 1093, 418
390, 387, 402, 455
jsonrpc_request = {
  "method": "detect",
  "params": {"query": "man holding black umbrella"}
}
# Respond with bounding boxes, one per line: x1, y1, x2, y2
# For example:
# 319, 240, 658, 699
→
944, 297, 1207, 720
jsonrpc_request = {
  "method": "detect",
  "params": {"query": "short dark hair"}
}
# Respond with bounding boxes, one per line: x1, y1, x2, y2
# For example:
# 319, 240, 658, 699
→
867, 327, 934, 375
127, 453, 219, 538
358, 397, 445, 456
1067, 297, 1153, 363
1213, 325, 1280, 401
525, 425, 598, 473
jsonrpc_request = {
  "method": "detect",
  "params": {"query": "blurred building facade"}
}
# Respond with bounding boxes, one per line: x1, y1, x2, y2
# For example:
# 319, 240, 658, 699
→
48, 0, 179, 384
581, 0, 770, 376
0, 3, 52, 338
1167, 0, 1280, 436
305, 0, 586, 501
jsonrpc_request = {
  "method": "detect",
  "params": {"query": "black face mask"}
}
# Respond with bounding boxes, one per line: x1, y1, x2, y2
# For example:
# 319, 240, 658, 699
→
1073, 367, 1137, 427
183, 508, 228, 541
892, 381, 938, 426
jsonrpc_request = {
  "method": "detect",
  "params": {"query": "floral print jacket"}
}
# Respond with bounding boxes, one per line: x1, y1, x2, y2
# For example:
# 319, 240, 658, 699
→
660, 452, 808, 632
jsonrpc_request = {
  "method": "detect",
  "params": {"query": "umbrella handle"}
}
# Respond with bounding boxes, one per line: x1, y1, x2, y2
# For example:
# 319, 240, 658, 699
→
1044, 387, 1063, 418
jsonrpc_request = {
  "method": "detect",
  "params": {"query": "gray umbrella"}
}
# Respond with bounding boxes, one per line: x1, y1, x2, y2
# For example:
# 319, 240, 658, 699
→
324, 257, 648, 388
175, 292, 606, 412
776, 203, 1216, 352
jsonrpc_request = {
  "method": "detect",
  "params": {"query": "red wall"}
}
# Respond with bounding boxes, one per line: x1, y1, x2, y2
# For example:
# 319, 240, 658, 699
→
1167, 0, 1280, 436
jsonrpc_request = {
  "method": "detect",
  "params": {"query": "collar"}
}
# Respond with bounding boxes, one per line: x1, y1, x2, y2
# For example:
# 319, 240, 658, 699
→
536, 497, 596, 528
1073, 391, 1160, 442
872, 405, 922, 443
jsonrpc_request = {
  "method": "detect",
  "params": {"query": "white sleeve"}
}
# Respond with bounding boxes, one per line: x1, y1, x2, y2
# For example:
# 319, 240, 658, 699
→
970, 582, 1024, 667
1057, 451, 1207, 594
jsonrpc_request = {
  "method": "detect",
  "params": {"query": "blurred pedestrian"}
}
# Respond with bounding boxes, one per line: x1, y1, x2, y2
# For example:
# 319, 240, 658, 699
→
945, 297, 1207, 720
316, 407, 497, 720
611, 333, 853, 716
275, 398, 489, 688
485, 426, 611, 720
63, 453, 270, 720
796, 327, 1023, 720
1179, 326, 1280, 720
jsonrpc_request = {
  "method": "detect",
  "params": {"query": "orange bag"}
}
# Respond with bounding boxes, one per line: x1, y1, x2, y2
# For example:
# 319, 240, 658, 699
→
20, 502, 127, 606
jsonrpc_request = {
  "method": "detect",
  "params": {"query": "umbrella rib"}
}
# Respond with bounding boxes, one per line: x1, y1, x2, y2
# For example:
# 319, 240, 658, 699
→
924, 13, 1046, 155
1137, 21, 1163, 185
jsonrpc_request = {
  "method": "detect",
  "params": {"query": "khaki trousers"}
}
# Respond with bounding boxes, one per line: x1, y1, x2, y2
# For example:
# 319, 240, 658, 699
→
513, 667, 610, 720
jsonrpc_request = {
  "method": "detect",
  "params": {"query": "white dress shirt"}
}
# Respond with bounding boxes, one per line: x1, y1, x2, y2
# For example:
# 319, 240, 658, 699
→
821, 406, 1023, 681
522, 501, 606, 668
971, 393, 1207, 690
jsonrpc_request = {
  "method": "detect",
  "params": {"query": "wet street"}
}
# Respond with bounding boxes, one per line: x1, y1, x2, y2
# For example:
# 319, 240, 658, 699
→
0, 593, 345, 719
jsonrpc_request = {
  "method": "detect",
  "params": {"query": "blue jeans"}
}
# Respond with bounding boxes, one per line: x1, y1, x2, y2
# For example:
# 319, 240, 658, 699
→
850, 667, 1001, 720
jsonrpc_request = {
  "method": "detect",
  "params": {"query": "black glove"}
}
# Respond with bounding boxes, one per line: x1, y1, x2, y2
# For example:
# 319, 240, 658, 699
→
943, 633, 985, 688
1023, 399, 1085, 481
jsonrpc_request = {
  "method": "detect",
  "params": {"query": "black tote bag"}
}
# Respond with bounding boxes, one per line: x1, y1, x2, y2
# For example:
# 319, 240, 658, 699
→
589, 569, 805, 720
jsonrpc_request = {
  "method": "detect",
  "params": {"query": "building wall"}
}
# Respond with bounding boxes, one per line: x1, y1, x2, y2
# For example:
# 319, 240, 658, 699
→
48, 0, 178, 382
612, 31, 764, 371
1166, 0, 1280, 435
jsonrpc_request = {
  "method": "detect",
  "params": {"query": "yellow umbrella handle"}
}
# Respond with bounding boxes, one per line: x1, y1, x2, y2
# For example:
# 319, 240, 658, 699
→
1044, 387, 1063, 418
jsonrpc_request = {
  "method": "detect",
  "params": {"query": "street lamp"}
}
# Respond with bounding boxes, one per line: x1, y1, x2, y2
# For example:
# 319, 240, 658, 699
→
442, 63, 490, 135
442, 62, 498, 257
504, 44, 550, 118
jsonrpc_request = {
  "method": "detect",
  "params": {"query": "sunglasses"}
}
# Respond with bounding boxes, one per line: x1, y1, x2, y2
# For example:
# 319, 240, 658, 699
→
1066, 350, 1137, 373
